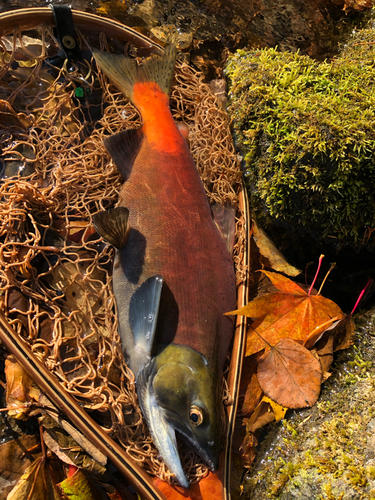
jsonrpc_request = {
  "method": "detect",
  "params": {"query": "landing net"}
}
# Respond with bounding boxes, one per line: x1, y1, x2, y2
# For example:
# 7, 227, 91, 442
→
0, 24, 244, 483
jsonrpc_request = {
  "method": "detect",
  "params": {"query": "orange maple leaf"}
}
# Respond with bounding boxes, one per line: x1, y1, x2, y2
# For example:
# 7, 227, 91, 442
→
227, 270, 344, 356
153, 471, 223, 500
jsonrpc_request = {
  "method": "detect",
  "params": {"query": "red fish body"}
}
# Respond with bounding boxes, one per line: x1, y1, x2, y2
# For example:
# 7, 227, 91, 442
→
115, 81, 235, 367
93, 47, 236, 488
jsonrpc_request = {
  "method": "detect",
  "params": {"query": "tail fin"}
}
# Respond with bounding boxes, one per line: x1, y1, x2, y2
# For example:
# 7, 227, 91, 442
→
93, 45, 177, 103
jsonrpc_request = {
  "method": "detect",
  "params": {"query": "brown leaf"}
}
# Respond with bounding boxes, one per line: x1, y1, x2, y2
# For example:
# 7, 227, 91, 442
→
58, 469, 107, 500
303, 316, 340, 350
332, 315, 355, 352
0, 100, 32, 129
240, 431, 258, 468
42, 431, 77, 467
251, 220, 301, 277
5, 355, 41, 419
257, 338, 322, 409
227, 270, 344, 356
314, 333, 335, 375
246, 399, 275, 434
240, 354, 263, 416
39, 415, 107, 475
7, 456, 62, 500
0, 435, 41, 497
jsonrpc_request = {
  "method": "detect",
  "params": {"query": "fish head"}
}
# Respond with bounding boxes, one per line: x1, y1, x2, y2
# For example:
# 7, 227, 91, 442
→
154, 344, 221, 468
137, 344, 221, 487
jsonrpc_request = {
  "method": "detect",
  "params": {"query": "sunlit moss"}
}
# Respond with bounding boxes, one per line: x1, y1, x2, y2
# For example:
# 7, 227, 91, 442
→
225, 12, 375, 246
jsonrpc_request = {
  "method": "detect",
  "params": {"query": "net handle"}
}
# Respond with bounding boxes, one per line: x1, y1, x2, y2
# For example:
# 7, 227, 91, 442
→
0, 7, 163, 54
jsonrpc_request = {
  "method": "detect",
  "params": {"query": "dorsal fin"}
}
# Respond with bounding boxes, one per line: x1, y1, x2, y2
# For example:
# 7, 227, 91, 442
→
129, 275, 163, 359
92, 207, 129, 249
104, 127, 144, 181
211, 203, 237, 254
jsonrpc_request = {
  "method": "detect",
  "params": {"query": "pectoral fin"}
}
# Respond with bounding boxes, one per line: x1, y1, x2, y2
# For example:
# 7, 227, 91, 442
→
129, 275, 163, 361
92, 207, 130, 249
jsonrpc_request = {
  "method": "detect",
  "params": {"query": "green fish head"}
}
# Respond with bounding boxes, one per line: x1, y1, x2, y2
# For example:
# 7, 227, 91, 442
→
152, 344, 221, 470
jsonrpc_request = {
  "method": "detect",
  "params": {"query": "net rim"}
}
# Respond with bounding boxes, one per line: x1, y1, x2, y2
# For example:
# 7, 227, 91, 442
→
0, 6, 163, 54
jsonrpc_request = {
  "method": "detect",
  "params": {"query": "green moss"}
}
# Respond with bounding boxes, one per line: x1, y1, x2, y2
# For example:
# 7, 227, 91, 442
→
225, 12, 375, 246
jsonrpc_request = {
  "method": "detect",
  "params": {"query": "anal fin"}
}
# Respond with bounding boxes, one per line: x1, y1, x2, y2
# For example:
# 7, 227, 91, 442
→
129, 275, 163, 359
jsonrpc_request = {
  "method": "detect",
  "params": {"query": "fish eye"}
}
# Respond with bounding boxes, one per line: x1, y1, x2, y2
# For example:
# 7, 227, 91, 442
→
189, 405, 203, 426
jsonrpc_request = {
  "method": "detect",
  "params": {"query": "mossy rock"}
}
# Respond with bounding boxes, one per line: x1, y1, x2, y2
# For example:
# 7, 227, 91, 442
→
225, 17, 375, 247
242, 306, 375, 499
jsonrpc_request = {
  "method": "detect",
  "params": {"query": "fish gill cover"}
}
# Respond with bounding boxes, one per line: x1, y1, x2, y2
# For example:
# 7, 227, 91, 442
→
0, 24, 243, 485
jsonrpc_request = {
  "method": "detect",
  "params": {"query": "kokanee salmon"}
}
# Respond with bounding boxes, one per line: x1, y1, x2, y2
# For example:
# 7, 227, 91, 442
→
93, 45, 236, 488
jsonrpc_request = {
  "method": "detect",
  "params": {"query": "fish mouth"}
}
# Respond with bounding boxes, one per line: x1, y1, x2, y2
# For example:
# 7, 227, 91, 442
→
172, 425, 218, 471
137, 363, 190, 488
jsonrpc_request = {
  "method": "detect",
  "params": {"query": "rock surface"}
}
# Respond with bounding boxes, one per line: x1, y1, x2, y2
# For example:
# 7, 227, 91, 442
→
242, 304, 375, 499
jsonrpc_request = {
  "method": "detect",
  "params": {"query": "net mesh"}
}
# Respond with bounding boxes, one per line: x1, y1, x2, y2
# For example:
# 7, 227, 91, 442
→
0, 23, 244, 484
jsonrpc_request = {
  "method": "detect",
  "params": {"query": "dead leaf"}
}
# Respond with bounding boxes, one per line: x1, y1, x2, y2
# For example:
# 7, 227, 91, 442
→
246, 399, 275, 434
240, 354, 263, 416
39, 415, 107, 475
5, 355, 41, 419
42, 431, 77, 467
257, 338, 322, 409
343, 0, 372, 12
304, 316, 340, 350
38, 395, 107, 467
227, 270, 344, 356
332, 315, 355, 352
262, 396, 287, 422
251, 220, 301, 277
239, 432, 258, 468
314, 333, 335, 376
58, 469, 108, 500
7, 456, 62, 500
0, 100, 32, 129
153, 469, 223, 500
0, 435, 41, 497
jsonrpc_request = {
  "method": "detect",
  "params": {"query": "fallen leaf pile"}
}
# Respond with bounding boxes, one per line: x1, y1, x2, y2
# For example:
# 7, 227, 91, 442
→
227, 259, 358, 469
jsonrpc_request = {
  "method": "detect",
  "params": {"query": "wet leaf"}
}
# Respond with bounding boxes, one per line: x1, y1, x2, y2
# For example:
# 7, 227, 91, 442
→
303, 316, 340, 350
40, 415, 107, 475
240, 354, 263, 416
43, 431, 77, 467
246, 399, 275, 434
227, 270, 344, 356
7, 456, 62, 500
59, 469, 107, 500
262, 396, 287, 422
5, 355, 41, 419
313, 334, 334, 381
0, 435, 41, 497
239, 432, 258, 468
251, 220, 301, 277
331, 315, 355, 352
0, 100, 32, 129
257, 338, 322, 409
153, 470, 223, 500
